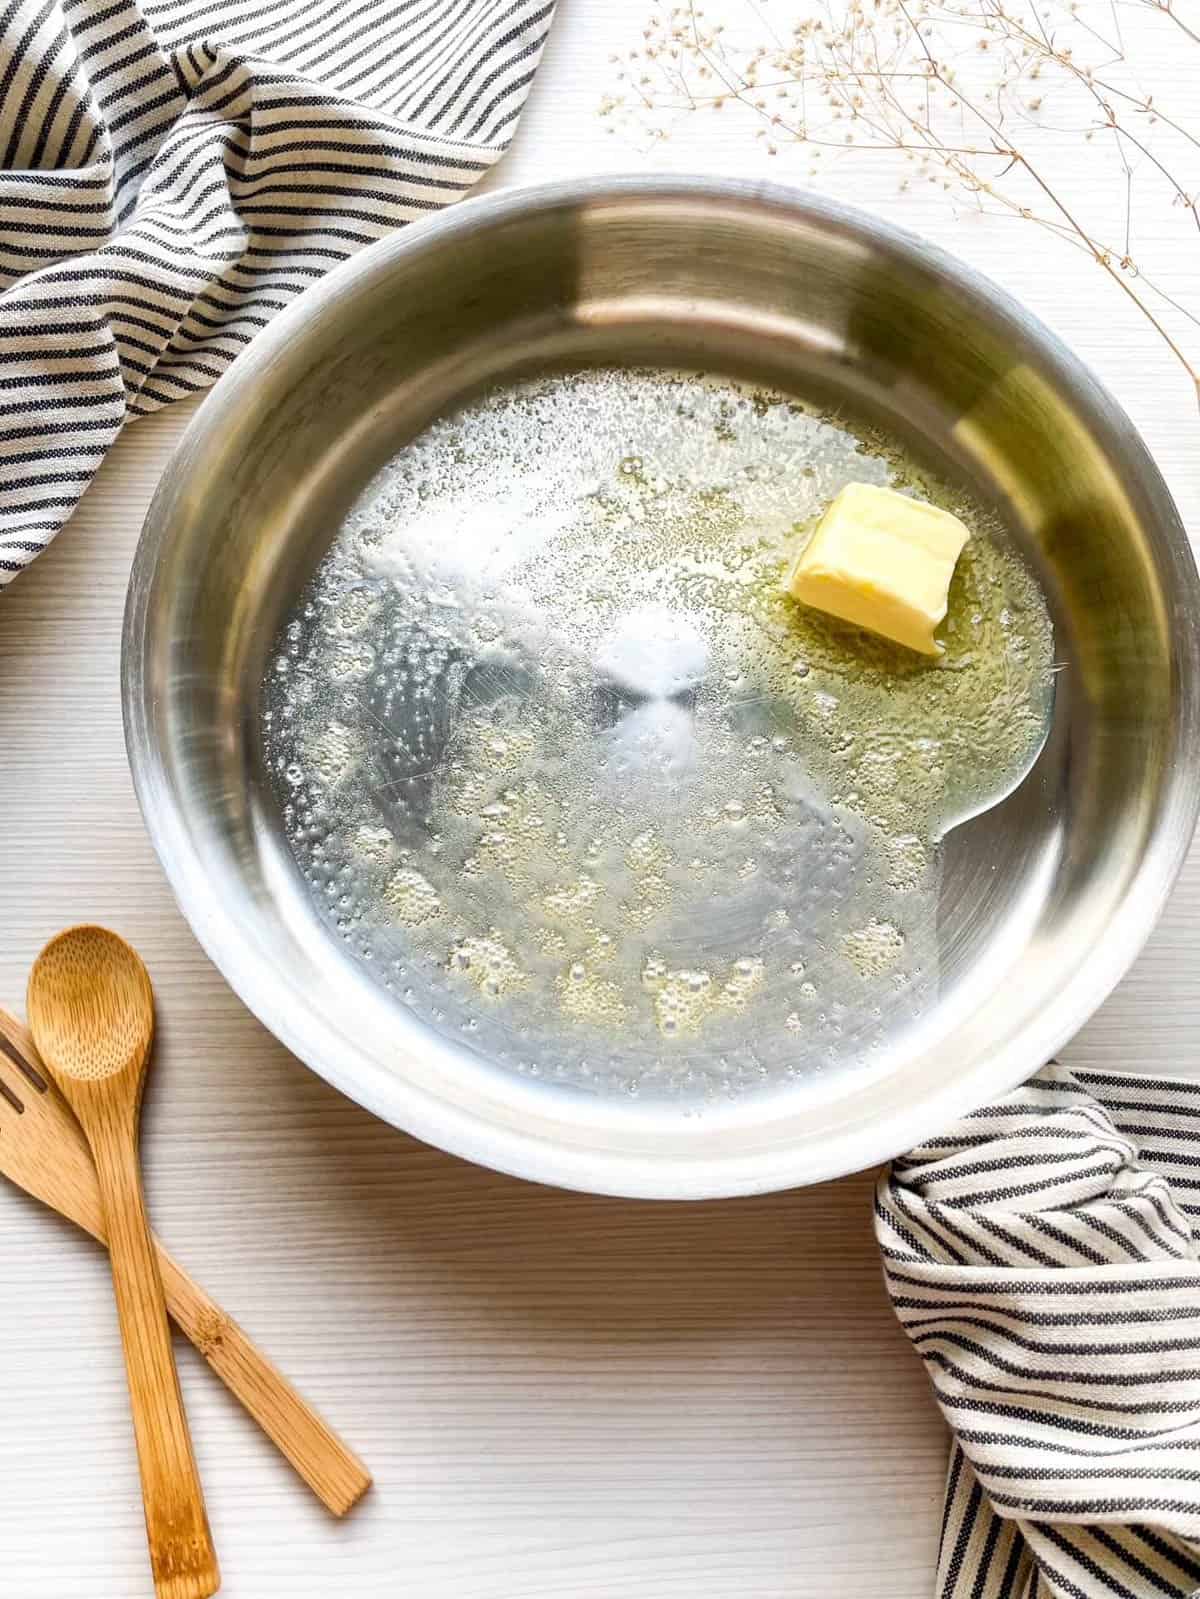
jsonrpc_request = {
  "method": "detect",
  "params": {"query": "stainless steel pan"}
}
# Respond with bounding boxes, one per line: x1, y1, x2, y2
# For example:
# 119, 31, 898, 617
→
123, 178, 1200, 1197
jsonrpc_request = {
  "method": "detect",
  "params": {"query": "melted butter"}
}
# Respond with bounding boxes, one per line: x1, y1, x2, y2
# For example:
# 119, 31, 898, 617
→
262, 368, 1054, 1103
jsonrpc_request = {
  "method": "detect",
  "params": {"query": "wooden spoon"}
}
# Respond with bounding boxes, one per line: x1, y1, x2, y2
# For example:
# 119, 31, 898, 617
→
28, 926, 220, 1599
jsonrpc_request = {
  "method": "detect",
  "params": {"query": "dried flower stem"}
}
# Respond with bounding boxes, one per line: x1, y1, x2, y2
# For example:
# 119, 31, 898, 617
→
606, 0, 1200, 404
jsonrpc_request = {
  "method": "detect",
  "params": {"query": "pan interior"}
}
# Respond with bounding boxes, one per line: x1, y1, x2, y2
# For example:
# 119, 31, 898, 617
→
261, 365, 1055, 1112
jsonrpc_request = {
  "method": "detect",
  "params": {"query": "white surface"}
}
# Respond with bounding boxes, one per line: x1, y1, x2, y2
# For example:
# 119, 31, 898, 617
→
1, 4, 1197, 1595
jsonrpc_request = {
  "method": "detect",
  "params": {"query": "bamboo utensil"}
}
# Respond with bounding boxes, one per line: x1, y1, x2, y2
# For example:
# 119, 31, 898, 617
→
0, 1003, 371, 1516
27, 925, 220, 1599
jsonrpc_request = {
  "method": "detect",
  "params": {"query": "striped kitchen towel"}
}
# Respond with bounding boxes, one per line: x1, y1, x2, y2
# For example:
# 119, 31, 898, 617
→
0, 0, 556, 586
878, 1064, 1200, 1599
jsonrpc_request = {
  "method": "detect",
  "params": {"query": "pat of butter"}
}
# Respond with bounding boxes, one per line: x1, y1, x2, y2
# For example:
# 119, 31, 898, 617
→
786, 481, 969, 655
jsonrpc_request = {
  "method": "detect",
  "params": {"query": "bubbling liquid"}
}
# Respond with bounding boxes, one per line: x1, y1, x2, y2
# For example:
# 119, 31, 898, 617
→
262, 369, 1054, 1104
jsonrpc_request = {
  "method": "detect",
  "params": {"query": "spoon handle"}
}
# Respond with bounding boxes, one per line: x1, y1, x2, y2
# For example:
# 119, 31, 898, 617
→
89, 1102, 220, 1599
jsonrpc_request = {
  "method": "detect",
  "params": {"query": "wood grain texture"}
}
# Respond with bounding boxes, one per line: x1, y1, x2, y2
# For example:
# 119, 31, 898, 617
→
28, 928, 219, 1599
0, 1006, 371, 1517
0, 4, 1197, 1596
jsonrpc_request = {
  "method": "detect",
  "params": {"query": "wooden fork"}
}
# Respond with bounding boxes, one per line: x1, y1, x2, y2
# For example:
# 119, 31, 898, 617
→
0, 1005, 370, 1517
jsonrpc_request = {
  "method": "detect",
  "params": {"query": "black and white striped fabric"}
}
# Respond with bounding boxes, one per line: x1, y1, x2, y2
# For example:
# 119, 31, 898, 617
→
878, 1064, 1200, 1599
0, 0, 555, 585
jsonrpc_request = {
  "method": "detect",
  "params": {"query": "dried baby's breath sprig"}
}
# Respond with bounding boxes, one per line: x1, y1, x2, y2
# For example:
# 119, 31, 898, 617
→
605, 1, 1200, 403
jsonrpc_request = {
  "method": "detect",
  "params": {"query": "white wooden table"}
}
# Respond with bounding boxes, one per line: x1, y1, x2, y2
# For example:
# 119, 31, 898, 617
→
2, 5, 1197, 1595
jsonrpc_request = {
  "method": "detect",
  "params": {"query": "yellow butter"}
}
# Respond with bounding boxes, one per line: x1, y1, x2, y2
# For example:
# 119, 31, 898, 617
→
786, 481, 969, 656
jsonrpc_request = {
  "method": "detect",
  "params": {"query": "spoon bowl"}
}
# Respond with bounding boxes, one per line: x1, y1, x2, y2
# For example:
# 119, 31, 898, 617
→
28, 924, 154, 1087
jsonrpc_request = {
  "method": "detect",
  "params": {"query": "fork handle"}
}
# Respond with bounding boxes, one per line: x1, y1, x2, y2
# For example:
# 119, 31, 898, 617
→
89, 1104, 220, 1599
154, 1243, 371, 1515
